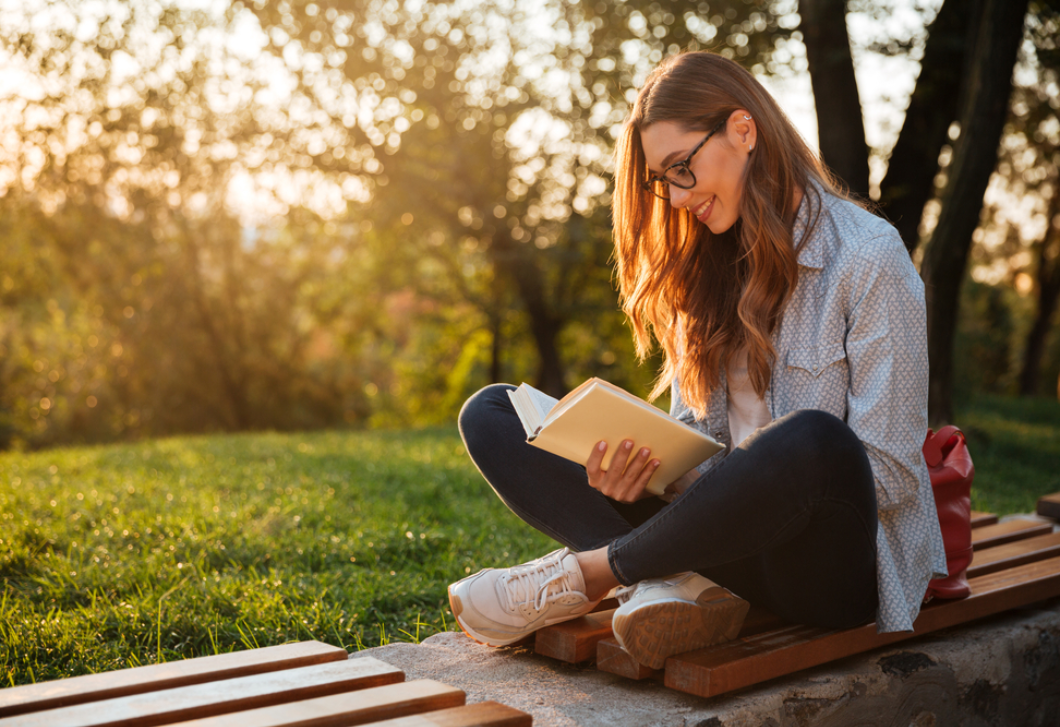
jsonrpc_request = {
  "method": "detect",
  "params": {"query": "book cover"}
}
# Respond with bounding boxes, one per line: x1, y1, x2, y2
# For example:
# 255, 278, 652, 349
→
508, 379, 722, 496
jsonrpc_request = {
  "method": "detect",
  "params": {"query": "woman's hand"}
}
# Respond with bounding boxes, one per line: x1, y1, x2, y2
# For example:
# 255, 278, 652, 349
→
586, 440, 661, 503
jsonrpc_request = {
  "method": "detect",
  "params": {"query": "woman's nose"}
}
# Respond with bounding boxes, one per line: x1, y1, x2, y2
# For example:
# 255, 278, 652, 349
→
669, 185, 691, 208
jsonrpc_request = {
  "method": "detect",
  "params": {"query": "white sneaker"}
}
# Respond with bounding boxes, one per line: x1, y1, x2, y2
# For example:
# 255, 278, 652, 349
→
611, 572, 749, 669
448, 548, 600, 646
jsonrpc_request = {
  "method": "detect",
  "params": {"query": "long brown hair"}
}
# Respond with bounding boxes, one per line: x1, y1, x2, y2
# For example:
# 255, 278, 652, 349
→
614, 51, 838, 418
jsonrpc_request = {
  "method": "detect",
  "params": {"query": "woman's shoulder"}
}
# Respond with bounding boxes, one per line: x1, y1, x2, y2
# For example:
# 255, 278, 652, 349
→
816, 191, 914, 275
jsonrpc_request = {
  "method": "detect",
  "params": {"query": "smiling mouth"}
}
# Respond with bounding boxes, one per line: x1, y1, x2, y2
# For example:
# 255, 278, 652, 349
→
693, 196, 716, 223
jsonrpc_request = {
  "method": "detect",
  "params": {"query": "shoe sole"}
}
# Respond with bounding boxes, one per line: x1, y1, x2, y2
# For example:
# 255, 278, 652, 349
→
448, 587, 502, 647
448, 585, 596, 648
611, 587, 750, 669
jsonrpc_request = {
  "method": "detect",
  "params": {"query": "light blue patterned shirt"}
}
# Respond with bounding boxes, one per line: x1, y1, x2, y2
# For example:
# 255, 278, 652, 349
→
671, 186, 948, 633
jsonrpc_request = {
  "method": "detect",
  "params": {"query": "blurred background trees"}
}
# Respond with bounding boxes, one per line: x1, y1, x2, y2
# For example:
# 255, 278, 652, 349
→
1, 0, 1057, 450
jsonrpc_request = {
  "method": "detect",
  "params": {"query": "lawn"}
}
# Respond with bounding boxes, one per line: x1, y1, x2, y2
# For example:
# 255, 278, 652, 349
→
2, 393, 1058, 687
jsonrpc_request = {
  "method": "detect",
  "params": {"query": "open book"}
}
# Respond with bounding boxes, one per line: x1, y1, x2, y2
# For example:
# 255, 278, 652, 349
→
507, 378, 723, 496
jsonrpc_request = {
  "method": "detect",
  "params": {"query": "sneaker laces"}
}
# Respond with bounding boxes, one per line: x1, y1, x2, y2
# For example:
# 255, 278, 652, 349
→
496, 548, 585, 614
614, 584, 637, 605
614, 574, 690, 605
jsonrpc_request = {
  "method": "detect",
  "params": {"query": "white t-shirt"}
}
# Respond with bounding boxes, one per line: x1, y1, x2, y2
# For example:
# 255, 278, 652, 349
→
726, 349, 772, 449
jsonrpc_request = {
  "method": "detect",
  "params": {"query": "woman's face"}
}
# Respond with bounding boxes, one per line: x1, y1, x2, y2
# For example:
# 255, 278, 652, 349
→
639, 111, 756, 234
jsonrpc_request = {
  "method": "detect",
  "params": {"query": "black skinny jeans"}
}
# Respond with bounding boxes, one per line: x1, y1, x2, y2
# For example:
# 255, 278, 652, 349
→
459, 384, 879, 630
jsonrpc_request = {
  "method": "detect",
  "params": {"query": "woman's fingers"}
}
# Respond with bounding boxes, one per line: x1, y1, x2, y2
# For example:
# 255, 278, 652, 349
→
586, 440, 662, 502
586, 441, 608, 487
623, 455, 662, 502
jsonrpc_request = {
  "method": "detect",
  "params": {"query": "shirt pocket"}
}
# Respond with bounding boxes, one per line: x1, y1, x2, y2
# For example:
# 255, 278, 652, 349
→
786, 342, 847, 377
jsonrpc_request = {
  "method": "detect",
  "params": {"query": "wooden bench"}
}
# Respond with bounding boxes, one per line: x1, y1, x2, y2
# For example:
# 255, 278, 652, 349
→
0, 641, 531, 727
531, 510, 1060, 698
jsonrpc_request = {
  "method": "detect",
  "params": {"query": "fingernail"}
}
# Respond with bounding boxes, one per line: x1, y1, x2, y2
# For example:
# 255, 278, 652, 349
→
624, 441, 632, 450
598, 441, 607, 451
653, 460, 660, 468
640, 448, 650, 457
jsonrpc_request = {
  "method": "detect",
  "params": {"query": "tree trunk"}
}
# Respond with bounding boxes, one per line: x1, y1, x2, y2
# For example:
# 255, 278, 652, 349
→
493, 236, 568, 397
1019, 191, 1060, 396
800, 0, 870, 200
877, 0, 971, 252
921, 0, 1029, 426
488, 308, 502, 384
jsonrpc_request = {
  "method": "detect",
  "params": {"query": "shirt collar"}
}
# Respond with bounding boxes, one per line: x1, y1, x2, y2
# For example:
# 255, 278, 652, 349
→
792, 181, 827, 270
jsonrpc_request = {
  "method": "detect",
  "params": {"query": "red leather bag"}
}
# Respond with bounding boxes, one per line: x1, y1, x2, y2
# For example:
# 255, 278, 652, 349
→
922, 426, 975, 602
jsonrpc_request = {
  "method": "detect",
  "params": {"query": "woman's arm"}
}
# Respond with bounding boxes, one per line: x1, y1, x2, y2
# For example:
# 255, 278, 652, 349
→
844, 231, 930, 511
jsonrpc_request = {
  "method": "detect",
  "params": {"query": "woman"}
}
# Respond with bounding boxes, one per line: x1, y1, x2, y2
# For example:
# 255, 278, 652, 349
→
448, 51, 946, 669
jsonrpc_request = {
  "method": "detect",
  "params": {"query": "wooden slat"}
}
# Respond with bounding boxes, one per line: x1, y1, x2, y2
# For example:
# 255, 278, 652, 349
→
536, 597, 788, 667
0, 642, 348, 719
595, 605, 785, 681
595, 639, 659, 681
534, 609, 615, 663
1037, 493, 1060, 521
738, 606, 788, 638
970, 511, 998, 528
163, 679, 462, 727
972, 519, 1053, 550
360, 702, 532, 727
663, 555, 1060, 698
0, 657, 403, 727
592, 598, 619, 612
967, 531, 1060, 578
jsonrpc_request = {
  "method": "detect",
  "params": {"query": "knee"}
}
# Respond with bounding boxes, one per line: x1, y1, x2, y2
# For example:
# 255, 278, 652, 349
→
786, 409, 870, 477
458, 384, 517, 446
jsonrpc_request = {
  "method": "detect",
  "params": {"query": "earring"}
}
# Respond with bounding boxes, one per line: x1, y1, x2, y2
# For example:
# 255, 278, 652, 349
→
743, 115, 752, 120
748, 144, 754, 152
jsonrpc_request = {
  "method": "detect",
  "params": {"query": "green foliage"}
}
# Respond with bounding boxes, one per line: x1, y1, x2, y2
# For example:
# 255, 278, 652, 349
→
956, 394, 1060, 515
954, 280, 1019, 396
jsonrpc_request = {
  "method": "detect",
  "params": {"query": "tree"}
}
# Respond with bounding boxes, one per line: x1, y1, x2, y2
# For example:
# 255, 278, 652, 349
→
0, 0, 380, 444
800, 0, 1033, 423
919, 0, 1031, 424
799, 0, 870, 199
248, 0, 794, 397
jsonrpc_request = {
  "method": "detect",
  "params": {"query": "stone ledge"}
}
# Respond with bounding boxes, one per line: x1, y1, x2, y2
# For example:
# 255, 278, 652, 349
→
351, 597, 1060, 726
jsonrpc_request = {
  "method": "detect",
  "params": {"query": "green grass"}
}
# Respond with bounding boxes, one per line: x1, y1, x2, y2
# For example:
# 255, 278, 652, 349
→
0, 428, 552, 686
1, 393, 1057, 687
956, 394, 1060, 516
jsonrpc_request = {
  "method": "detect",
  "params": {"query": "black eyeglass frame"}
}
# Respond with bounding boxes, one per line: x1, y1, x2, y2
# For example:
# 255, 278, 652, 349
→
641, 118, 728, 200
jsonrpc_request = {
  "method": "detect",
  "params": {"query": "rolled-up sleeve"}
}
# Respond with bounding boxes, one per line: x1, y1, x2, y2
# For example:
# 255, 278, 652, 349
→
844, 233, 931, 511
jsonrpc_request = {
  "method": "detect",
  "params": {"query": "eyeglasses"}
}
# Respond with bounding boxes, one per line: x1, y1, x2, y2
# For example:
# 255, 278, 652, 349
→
642, 119, 727, 200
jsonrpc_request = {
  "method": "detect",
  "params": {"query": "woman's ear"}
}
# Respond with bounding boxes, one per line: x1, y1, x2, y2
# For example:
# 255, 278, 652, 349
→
731, 109, 757, 154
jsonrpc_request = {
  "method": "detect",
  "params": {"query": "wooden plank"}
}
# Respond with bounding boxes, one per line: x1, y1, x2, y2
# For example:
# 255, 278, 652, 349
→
534, 609, 615, 663
162, 679, 463, 727
970, 511, 998, 528
972, 519, 1053, 550
595, 639, 660, 681
595, 605, 785, 681
738, 606, 788, 638
1037, 493, 1060, 521
592, 598, 619, 612
663, 555, 1060, 698
357, 702, 532, 727
0, 642, 349, 719
0, 657, 403, 727
967, 531, 1060, 578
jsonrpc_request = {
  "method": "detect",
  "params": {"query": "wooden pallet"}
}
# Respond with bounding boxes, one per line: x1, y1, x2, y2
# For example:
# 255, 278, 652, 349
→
1038, 492, 1060, 521
0, 642, 531, 727
531, 513, 1060, 699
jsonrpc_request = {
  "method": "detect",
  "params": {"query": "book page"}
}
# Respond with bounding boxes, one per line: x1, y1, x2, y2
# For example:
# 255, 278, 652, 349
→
522, 384, 559, 426
507, 384, 560, 438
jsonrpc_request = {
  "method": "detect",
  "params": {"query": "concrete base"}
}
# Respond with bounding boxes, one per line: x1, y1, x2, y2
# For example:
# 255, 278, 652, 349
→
352, 598, 1060, 726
